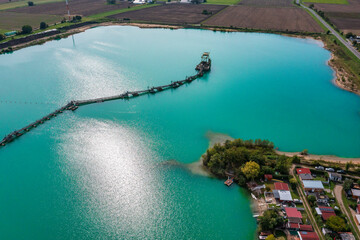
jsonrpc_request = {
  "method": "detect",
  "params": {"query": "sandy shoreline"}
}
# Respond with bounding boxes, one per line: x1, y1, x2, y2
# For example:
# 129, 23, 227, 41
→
276, 150, 360, 163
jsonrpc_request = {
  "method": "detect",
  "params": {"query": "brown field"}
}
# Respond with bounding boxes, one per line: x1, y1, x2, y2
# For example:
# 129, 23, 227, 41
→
309, 0, 360, 13
109, 4, 226, 24
0, 11, 62, 31
238, 0, 294, 8
331, 18, 360, 31
203, 6, 323, 32
8, 0, 131, 16
308, 0, 360, 33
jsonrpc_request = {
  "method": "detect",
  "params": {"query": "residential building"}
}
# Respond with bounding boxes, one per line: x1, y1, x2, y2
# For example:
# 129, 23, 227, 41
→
273, 190, 293, 202
298, 231, 319, 240
351, 189, 360, 200
329, 172, 342, 182
299, 173, 313, 180
315, 206, 336, 220
302, 180, 324, 192
297, 168, 311, 175
357, 204, 360, 214
285, 207, 302, 223
264, 174, 272, 181
274, 182, 289, 191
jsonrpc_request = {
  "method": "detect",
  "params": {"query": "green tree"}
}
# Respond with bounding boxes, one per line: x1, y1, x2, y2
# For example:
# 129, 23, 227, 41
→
27, 1, 34, 6
258, 210, 284, 232
266, 235, 276, 240
300, 149, 308, 155
345, 161, 353, 171
343, 178, 354, 192
241, 161, 260, 180
290, 178, 297, 190
276, 155, 291, 174
307, 195, 316, 207
107, 0, 116, 3
292, 155, 301, 164
0, 34, 5, 40
21, 25, 32, 34
40, 22, 48, 29
326, 216, 347, 232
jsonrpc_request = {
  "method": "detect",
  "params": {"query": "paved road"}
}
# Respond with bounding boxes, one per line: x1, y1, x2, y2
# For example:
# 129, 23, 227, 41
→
334, 185, 360, 239
301, 3, 360, 60
290, 165, 324, 240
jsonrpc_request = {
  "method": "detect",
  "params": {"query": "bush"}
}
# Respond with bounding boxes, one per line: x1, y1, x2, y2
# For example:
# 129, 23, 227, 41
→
308, 195, 316, 207
22, 25, 33, 34
40, 22, 48, 29
0, 34, 5, 40
72, 15, 82, 22
28, 1, 34, 6
107, 0, 116, 3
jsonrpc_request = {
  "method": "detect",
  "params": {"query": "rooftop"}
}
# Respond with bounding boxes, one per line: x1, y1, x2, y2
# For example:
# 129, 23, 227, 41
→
297, 168, 311, 175
352, 189, 360, 197
298, 231, 319, 240
278, 190, 293, 201
274, 182, 289, 191
302, 180, 324, 190
285, 207, 302, 219
299, 173, 313, 180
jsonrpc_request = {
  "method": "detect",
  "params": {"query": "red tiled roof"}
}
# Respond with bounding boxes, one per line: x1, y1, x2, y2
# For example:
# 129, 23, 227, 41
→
297, 168, 311, 175
285, 207, 302, 219
322, 212, 336, 220
288, 223, 300, 229
298, 231, 319, 240
264, 174, 273, 180
299, 225, 313, 232
357, 205, 360, 213
274, 182, 289, 191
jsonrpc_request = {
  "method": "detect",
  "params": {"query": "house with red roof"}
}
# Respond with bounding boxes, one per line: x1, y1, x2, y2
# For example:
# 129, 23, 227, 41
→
297, 168, 311, 175
274, 182, 289, 191
357, 204, 360, 214
315, 206, 336, 221
285, 207, 302, 223
287, 223, 313, 232
298, 231, 319, 240
264, 174, 272, 181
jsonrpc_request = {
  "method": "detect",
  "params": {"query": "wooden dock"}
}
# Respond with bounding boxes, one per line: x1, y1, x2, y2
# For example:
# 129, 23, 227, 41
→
0, 53, 211, 148
224, 177, 234, 187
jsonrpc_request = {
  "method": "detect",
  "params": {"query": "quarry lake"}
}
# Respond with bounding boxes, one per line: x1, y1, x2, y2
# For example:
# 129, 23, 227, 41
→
0, 26, 359, 239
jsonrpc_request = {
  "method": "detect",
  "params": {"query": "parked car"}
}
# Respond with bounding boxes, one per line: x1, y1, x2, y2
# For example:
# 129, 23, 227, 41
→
325, 168, 335, 172
337, 170, 345, 174
315, 166, 325, 170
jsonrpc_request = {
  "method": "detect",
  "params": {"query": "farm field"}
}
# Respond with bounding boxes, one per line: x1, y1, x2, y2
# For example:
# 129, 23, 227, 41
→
203, 6, 323, 32
0, 11, 63, 31
109, 4, 227, 24
204, 0, 241, 5
308, 0, 360, 12
0, 0, 62, 10
303, 0, 348, 4
7, 0, 131, 16
238, 0, 294, 7
308, 0, 360, 34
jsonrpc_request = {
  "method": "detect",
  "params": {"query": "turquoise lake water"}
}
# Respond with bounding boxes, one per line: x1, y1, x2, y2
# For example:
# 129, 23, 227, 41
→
0, 26, 360, 239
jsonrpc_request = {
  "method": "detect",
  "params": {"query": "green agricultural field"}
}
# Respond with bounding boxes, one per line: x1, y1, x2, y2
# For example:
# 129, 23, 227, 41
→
204, 0, 241, 5
0, 0, 63, 10
303, 0, 348, 4
0, 12, 63, 31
